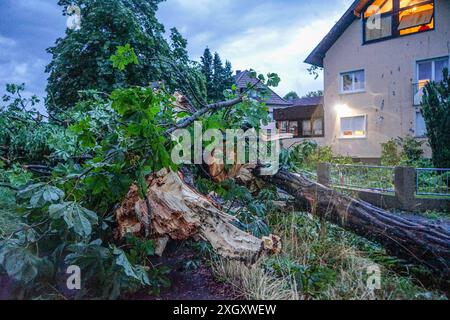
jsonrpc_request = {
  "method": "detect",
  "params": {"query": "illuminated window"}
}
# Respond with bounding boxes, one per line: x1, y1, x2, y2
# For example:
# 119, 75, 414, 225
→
340, 70, 365, 93
340, 115, 367, 138
363, 0, 434, 43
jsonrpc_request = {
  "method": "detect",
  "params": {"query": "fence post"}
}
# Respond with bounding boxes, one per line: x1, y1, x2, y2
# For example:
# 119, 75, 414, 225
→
394, 167, 416, 211
318, 163, 331, 186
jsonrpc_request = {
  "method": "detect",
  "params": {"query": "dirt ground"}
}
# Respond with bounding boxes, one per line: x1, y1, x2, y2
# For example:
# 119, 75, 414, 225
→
129, 241, 237, 301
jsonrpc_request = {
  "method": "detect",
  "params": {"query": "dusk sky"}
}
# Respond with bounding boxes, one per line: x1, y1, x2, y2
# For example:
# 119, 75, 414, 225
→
0, 0, 353, 112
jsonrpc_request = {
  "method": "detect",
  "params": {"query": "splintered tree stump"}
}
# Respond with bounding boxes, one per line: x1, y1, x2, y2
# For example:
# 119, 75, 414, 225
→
265, 170, 450, 277
116, 169, 280, 263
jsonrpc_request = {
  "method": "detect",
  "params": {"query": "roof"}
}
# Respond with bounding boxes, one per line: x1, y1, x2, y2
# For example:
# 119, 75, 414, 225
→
274, 97, 324, 121
304, 0, 371, 67
235, 70, 292, 106
291, 96, 323, 107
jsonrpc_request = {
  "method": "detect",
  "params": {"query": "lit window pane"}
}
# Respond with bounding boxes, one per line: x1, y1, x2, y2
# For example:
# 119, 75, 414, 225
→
365, 0, 393, 17
400, 0, 430, 8
340, 116, 366, 137
398, 7, 433, 30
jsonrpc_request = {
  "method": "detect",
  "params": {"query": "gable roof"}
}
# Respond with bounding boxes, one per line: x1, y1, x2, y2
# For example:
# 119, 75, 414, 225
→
304, 0, 371, 67
291, 96, 323, 107
235, 70, 292, 106
274, 96, 324, 121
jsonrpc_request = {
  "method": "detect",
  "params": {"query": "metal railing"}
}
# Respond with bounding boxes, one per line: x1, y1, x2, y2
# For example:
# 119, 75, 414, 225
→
330, 164, 395, 193
416, 168, 450, 196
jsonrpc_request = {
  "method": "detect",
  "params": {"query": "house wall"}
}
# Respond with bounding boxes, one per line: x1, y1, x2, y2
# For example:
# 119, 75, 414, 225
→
322, 0, 450, 159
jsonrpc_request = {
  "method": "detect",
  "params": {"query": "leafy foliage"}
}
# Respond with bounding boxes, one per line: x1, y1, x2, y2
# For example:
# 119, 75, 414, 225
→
46, 0, 206, 112
283, 91, 299, 101
302, 90, 323, 98
110, 44, 139, 71
381, 136, 425, 167
421, 68, 450, 168
200, 48, 235, 102
0, 39, 278, 298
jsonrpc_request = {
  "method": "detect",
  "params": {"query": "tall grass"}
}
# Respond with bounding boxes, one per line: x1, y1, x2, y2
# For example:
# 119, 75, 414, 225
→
212, 211, 447, 300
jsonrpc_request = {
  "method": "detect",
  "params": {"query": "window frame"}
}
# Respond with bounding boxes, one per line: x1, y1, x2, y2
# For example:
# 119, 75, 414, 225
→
340, 70, 366, 94
339, 114, 368, 139
415, 56, 450, 83
277, 117, 325, 138
362, 0, 435, 45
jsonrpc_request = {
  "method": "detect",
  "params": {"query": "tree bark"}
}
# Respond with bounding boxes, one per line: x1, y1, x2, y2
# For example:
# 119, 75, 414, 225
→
116, 169, 281, 263
265, 170, 450, 277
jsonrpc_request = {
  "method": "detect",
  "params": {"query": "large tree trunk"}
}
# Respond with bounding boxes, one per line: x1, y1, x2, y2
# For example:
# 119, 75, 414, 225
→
116, 169, 281, 264
265, 170, 450, 277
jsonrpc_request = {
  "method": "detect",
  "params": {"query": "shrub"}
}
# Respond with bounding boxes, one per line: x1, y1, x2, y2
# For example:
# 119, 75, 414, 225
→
397, 136, 424, 166
421, 68, 450, 168
381, 139, 402, 166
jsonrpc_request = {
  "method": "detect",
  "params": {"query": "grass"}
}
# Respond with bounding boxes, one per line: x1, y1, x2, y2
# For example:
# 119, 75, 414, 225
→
211, 211, 447, 300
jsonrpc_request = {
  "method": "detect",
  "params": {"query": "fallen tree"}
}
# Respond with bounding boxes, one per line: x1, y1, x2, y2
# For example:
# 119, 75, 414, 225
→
263, 170, 450, 278
116, 169, 281, 263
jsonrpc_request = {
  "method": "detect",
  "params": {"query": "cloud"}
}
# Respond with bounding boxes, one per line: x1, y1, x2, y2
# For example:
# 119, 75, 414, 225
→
158, 0, 355, 97
0, 0, 355, 114
0, 34, 16, 47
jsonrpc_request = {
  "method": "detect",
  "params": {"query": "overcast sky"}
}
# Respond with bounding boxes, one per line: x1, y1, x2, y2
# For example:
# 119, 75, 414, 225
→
0, 0, 353, 112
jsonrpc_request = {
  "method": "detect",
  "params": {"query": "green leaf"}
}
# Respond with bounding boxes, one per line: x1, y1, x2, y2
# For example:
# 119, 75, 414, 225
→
18, 184, 65, 208
49, 202, 98, 238
113, 247, 138, 280
110, 44, 139, 71
0, 241, 43, 284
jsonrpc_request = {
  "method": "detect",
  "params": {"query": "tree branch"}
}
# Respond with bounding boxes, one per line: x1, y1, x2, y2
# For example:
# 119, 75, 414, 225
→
166, 96, 244, 135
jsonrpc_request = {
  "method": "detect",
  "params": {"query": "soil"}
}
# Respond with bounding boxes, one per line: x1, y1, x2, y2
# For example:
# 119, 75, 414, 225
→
128, 241, 238, 301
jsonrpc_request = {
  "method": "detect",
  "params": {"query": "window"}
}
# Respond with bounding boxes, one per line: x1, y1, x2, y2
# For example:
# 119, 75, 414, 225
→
302, 120, 312, 136
279, 121, 289, 134
340, 70, 365, 93
340, 115, 367, 138
415, 112, 427, 137
364, 0, 393, 41
363, 0, 435, 44
313, 119, 324, 136
278, 118, 324, 138
289, 121, 299, 136
414, 57, 449, 105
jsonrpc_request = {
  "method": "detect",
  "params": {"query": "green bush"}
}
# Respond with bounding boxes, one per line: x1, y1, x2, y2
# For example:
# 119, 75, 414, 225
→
421, 68, 450, 168
381, 139, 402, 166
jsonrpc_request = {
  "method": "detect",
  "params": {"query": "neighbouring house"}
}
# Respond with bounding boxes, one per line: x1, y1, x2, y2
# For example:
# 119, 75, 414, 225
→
274, 96, 325, 143
283, 0, 450, 162
235, 70, 292, 131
